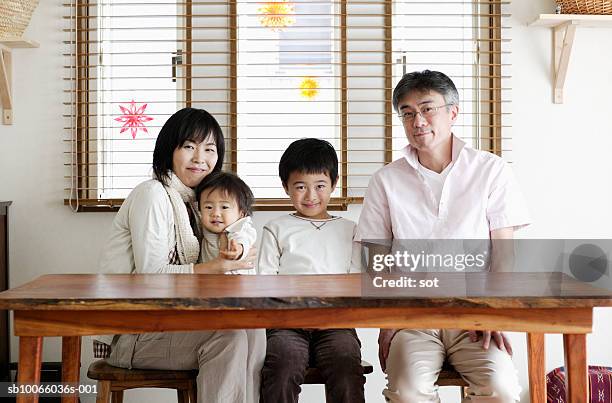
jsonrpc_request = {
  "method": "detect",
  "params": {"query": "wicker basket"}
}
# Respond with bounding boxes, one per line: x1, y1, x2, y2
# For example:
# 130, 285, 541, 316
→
556, 0, 612, 14
0, 0, 39, 40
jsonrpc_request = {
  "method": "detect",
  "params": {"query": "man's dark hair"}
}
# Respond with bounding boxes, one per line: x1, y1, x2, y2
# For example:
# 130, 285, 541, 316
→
392, 70, 460, 112
195, 172, 254, 217
153, 107, 225, 186
279, 138, 338, 187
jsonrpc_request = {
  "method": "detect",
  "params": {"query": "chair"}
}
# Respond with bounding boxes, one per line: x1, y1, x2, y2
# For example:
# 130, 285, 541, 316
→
303, 360, 374, 403
438, 362, 468, 398
87, 360, 197, 403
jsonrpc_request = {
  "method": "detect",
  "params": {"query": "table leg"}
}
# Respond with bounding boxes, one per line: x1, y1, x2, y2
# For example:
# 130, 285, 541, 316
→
527, 333, 546, 403
563, 334, 588, 403
61, 336, 81, 403
16, 336, 42, 403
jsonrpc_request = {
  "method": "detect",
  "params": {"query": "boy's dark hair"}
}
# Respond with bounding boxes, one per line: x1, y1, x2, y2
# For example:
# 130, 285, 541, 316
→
195, 172, 254, 216
279, 138, 338, 187
153, 107, 225, 186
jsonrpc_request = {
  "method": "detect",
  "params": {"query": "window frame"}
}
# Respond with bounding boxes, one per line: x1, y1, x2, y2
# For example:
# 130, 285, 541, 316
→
65, 0, 505, 212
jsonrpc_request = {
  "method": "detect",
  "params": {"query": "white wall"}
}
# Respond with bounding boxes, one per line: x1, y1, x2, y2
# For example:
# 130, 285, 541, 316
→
1, 0, 611, 402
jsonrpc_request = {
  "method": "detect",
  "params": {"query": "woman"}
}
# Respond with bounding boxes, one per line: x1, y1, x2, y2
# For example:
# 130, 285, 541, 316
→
98, 108, 264, 403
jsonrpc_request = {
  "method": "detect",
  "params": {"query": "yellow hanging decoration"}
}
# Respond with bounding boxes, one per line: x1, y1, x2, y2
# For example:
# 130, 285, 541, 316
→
257, 0, 296, 31
299, 77, 320, 100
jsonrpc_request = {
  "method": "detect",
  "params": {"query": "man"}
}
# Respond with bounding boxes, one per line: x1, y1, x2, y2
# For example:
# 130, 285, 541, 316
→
355, 70, 530, 402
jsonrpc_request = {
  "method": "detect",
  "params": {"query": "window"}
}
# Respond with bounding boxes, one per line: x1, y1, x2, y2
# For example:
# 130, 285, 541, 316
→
392, 0, 508, 160
96, 1, 184, 199
235, 0, 341, 201
64, 0, 510, 211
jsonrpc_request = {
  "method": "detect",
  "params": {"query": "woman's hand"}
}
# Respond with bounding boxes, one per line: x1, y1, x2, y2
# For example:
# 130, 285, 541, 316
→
193, 247, 257, 274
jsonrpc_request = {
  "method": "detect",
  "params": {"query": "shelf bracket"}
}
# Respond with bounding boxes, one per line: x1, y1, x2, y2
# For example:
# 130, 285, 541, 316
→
553, 21, 577, 104
0, 46, 12, 125
0, 40, 39, 125
531, 14, 612, 104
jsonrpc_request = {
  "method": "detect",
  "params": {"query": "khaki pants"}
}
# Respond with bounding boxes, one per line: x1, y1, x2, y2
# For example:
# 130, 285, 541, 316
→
383, 329, 521, 403
107, 329, 266, 403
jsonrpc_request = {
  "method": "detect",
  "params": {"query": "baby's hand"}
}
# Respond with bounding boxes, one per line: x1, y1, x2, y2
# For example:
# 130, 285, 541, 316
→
220, 239, 244, 261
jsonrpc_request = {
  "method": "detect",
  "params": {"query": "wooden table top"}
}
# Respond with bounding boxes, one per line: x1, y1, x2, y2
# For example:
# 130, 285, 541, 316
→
0, 272, 611, 311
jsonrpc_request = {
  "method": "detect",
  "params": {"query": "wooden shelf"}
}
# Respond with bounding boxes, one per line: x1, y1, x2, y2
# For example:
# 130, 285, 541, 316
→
0, 40, 39, 49
530, 14, 612, 104
530, 13, 612, 28
0, 38, 39, 125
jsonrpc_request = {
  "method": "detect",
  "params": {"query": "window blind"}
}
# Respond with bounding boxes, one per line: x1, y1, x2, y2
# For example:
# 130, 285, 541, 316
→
63, 0, 511, 211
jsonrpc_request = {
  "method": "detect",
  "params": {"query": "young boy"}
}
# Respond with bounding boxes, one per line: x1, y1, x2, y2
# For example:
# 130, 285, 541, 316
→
196, 171, 256, 274
258, 138, 365, 403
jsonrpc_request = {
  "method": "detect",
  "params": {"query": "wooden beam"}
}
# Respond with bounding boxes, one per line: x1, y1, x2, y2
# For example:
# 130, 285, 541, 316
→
527, 333, 546, 403
13, 307, 593, 336
383, 0, 393, 164
340, 0, 348, 200
563, 334, 588, 402
61, 336, 82, 403
229, 0, 237, 173
17, 336, 42, 403
553, 21, 577, 104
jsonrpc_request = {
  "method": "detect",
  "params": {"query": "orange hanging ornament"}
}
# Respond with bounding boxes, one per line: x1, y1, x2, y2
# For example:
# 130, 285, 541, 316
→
257, 0, 296, 31
299, 77, 320, 100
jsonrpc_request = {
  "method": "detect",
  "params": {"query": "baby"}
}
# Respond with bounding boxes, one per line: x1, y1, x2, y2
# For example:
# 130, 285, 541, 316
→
196, 171, 264, 402
195, 171, 256, 274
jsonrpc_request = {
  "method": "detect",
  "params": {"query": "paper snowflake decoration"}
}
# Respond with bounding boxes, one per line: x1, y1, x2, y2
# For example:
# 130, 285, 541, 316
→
114, 100, 153, 139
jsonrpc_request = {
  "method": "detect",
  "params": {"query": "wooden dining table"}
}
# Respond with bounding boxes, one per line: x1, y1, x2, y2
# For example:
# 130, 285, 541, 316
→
1, 272, 611, 403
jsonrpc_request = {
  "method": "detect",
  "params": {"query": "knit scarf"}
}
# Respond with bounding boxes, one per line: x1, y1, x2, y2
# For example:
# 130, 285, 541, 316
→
163, 171, 202, 265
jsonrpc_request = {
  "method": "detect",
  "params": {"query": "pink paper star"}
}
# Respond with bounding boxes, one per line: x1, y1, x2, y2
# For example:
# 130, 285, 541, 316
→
114, 100, 153, 139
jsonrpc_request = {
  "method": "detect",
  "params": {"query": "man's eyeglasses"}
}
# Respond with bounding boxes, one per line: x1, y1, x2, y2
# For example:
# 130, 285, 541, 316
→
397, 103, 454, 123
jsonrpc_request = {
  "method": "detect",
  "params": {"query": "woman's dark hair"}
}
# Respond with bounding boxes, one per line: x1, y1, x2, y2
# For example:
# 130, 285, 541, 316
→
279, 138, 338, 187
195, 172, 254, 217
153, 108, 225, 186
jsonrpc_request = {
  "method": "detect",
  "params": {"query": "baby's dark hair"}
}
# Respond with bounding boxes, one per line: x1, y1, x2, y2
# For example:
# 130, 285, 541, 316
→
279, 138, 338, 187
195, 172, 254, 216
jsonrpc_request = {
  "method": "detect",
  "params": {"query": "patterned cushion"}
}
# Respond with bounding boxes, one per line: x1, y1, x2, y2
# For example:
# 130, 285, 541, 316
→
547, 366, 612, 403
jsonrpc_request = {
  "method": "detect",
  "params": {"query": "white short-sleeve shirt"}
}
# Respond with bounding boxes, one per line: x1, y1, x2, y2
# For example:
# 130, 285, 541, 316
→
355, 136, 530, 241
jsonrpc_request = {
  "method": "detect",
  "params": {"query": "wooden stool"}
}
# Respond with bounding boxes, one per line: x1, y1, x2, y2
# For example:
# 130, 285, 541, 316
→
87, 360, 198, 403
303, 360, 374, 403
438, 362, 468, 398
